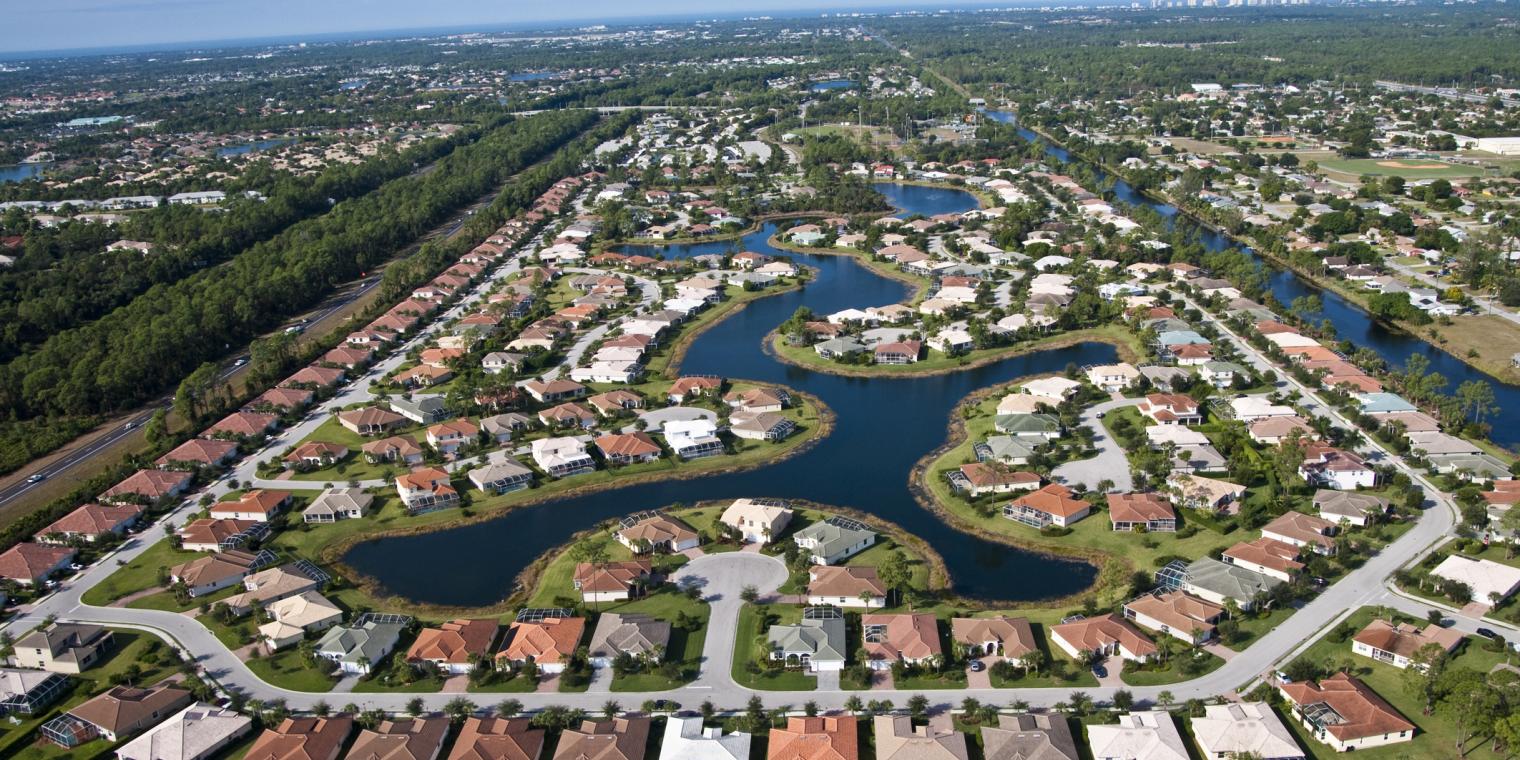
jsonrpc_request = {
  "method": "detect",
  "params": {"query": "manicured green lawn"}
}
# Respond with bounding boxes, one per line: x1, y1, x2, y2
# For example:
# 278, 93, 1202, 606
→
1120, 648, 1225, 686
467, 674, 539, 693
732, 604, 818, 691
80, 539, 200, 606
245, 648, 338, 692
771, 324, 1144, 377
284, 415, 417, 483
608, 589, 710, 692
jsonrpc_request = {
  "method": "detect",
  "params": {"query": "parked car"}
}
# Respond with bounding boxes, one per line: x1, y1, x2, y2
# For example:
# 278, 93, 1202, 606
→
1091, 663, 1107, 679
1476, 627, 1498, 639
969, 660, 986, 672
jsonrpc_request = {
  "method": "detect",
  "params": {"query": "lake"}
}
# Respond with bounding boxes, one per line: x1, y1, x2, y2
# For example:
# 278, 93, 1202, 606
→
0, 163, 45, 183
810, 80, 856, 92
343, 182, 1106, 608
217, 138, 291, 158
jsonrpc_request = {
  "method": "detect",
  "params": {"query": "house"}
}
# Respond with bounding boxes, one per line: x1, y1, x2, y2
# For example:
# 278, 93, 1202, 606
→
243, 716, 355, 760
1085, 363, 1140, 393
1431, 555, 1520, 606
807, 566, 888, 608
951, 616, 1037, 662
103, 469, 193, 504
587, 613, 670, 668
1249, 415, 1316, 445
42, 684, 192, 747
395, 467, 459, 513
874, 341, 922, 365
205, 410, 278, 440
1352, 619, 1464, 669
595, 432, 664, 465
1004, 484, 1090, 529
283, 441, 348, 469
793, 517, 877, 564
1229, 397, 1298, 423
553, 718, 650, 760
315, 617, 407, 675
208, 489, 291, 522
664, 418, 724, 459
590, 390, 646, 417
1022, 376, 1081, 402
0, 543, 76, 586
361, 435, 425, 466
1051, 613, 1157, 663
661, 716, 750, 760
0, 669, 70, 716
767, 617, 848, 672
1138, 393, 1202, 425
170, 549, 273, 597
1280, 673, 1415, 752
1197, 360, 1247, 388
222, 565, 320, 616
36, 503, 142, 543
427, 419, 480, 457
468, 460, 535, 494
390, 395, 450, 425
1295, 443, 1380, 489
498, 617, 586, 674
667, 376, 723, 403
1314, 490, 1390, 528
617, 513, 700, 554
13, 624, 113, 674
1190, 702, 1304, 760
861, 613, 942, 670
1107, 492, 1176, 532
954, 464, 1041, 497
1223, 538, 1305, 582
980, 714, 1080, 760
337, 406, 405, 436
1122, 590, 1224, 644
730, 411, 798, 442
769, 716, 857, 759
479, 413, 531, 444
258, 592, 343, 651
407, 619, 500, 675
1262, 511, 1338, 555
976, 436, 1039, 467
539, 402, 599, 429
725, 387, 790, 413
302, 488, 372, 523
178, 518, 265, 552
993, 413, 1062, 440
720, 499, 793, 544
874, 715, 969, 760
573, 560, 652, 603
1181, 557, 1283, 611
347, 718, 449, 760
1167, 473, 1247, 511
532, 437, 596, 478
449, 717, 545, 760
1086, 712, 1189, 760
155, 438, 239, 469
814, 337, 867, 359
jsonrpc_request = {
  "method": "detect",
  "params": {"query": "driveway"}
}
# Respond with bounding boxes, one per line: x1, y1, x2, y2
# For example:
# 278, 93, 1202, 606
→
672, 552, 789, 688
1051, 396, 1140, 492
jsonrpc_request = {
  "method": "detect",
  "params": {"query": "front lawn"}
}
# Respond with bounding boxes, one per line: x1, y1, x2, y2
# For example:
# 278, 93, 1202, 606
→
732, 604, 818, 691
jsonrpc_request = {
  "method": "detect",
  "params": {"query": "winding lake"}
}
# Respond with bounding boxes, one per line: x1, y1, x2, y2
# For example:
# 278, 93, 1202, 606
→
985, 110, 1520, 450
344, 182, 1107, 607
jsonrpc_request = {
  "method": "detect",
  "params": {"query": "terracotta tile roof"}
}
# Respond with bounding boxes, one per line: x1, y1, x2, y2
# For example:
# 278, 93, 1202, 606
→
1051, 613, 1157, 658
207, 410, 278, 438
1280, 673, 1415, 742
1262, 511, 1338, 551
211, 490, 291, 518
1352, 619, 1464, 660
950, 617, 1037, 659
573, 561, 652, 594
808, 566, 887, 599
595, 432, 662, 459
959, 464, 1040, 489
179, 518, 260, 547
0, 543, 75, 583
553, 717, 651, 760
68, 684, 192, 737
861, 613, 942, 664
407, 619, 499, 665
156, 437, 238, 466
1123, 591, 1223, 638
245, 716, 354, 760
103, 469, 192, 501
347, 717, 449, 760
448, 717, 544, 760
1223, 537, 1305, 575
617, 514, 698, 547
38, 503, 142, 539
498, 618, 586, 666
1107, 492, 1176, 524
1009, 484, 1089, 520
768, 716, 859, 760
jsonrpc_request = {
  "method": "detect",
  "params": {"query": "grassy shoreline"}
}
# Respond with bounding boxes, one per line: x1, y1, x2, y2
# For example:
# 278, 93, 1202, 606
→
764, 324, 1144, 379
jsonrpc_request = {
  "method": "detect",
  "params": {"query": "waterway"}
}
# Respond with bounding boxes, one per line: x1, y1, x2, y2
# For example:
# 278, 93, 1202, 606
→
984, 110, 1520, 450
344, 182, 1108, 607
810, 79, 856, 92
216, 138, 291, 158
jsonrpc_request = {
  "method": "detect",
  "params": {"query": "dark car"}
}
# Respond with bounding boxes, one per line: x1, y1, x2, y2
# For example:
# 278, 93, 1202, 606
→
1091, 663, 1107, 679
969, 660, 986, 672
1477, 627, 1498, 639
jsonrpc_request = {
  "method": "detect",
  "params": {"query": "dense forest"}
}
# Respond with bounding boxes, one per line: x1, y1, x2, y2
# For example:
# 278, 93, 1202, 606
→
0, 109, 598, 429
0, 128, 475, 360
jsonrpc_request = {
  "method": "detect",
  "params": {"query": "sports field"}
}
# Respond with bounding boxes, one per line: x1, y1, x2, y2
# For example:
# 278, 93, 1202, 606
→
1316, 156, 1485, 179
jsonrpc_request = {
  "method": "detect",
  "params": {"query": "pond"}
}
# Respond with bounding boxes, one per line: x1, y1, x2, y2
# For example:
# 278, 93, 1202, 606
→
343, 182, 1107, 608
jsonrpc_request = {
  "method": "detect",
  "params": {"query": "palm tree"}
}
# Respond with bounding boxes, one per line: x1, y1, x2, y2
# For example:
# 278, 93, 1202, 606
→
602, 700, 621, 718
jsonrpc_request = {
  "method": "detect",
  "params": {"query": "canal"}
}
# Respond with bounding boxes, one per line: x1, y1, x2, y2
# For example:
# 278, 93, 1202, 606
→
985, 110, 1520, 450
344, 182, 1108, 608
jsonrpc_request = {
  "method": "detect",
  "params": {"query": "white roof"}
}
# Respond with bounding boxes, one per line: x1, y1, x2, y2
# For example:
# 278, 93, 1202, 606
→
996, 393, 1046, 415
114, 703, 252, 760
660, 716, 750, 760
1264, 332, 1321, 349
1086, 712, 1189, 760
531, 436, 591, 467
1147, 425, 1210, 447
1432, 555, 1520, 604
1022, 376, 1081, 400
721, 499, 792, 528
1191, 703, 1301, 760
1230, 397, 1298, 420
267, 591, 342, 628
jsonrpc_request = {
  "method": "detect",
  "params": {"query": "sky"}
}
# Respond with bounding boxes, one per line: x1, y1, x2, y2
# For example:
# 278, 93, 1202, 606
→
0, 0, 1002, 56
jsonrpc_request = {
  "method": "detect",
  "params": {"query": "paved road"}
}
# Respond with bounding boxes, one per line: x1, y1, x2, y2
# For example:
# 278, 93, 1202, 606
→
1052, 396, 1140, 493
0, 403, 165, 509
